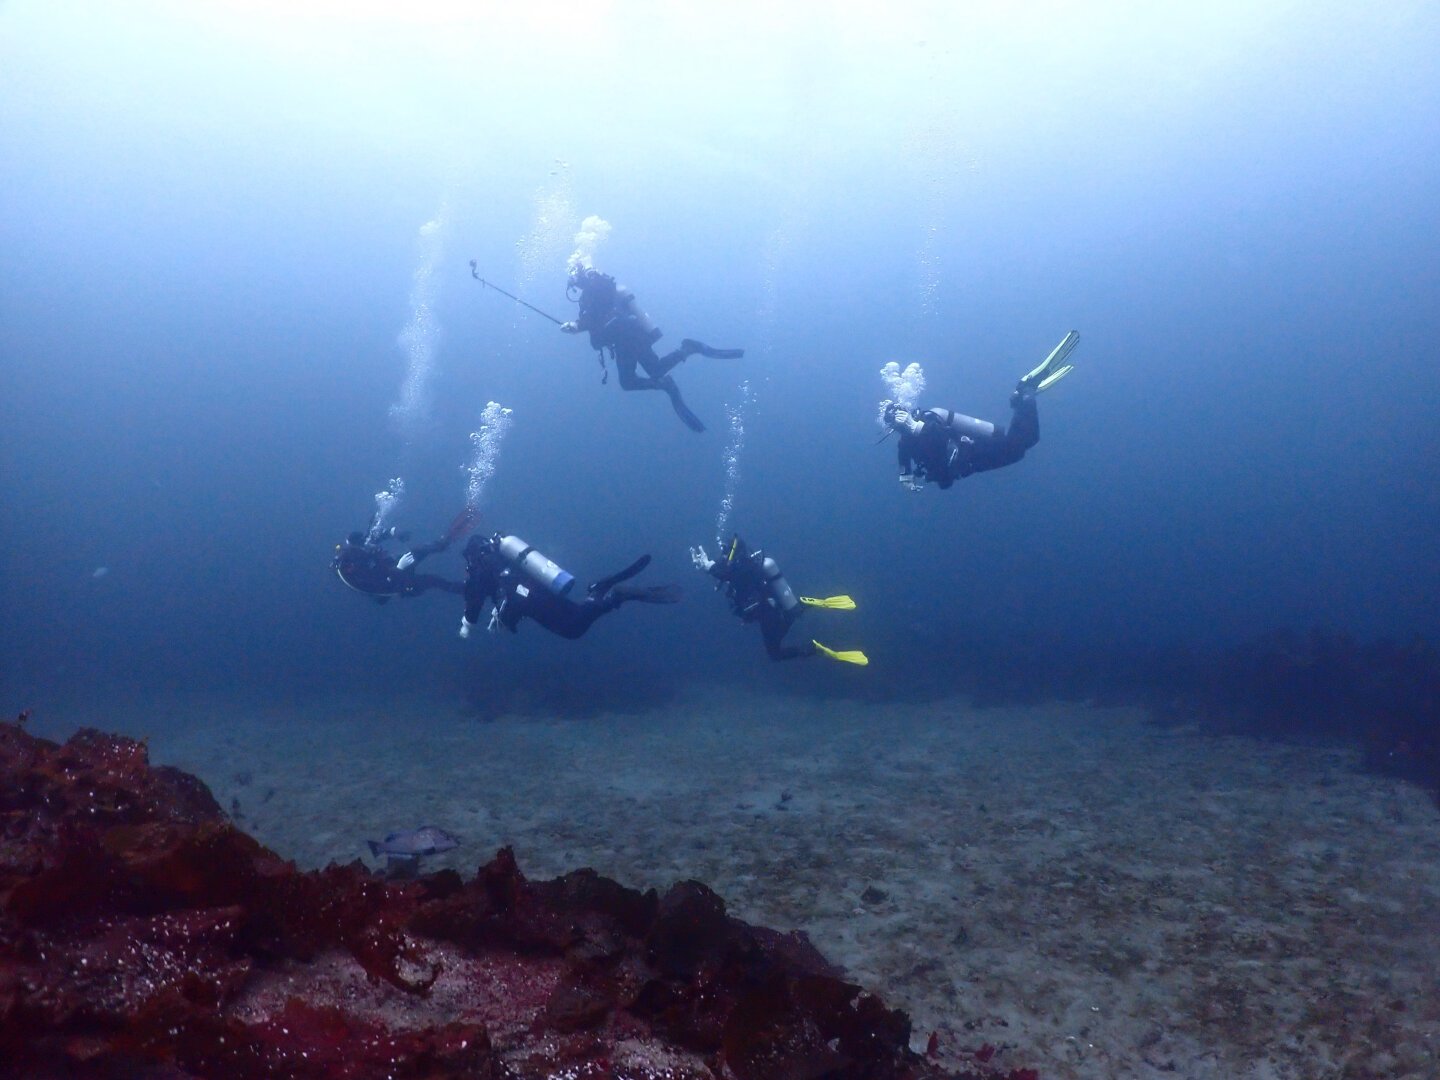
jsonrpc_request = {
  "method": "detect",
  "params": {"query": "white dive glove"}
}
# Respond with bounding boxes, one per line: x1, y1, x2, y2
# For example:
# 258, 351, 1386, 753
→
689, 545, 716, 572
396, 551, 416, 571
458, 616, 474, 639
891, 409, 924, 435
560, 321, 580, 334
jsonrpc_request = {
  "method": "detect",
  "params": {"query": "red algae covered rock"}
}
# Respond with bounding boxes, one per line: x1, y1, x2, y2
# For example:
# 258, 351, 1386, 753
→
0, 718, 1035, 1079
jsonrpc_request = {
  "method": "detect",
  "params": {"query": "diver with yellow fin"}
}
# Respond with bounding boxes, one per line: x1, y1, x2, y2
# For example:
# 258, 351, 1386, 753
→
882, 331, 1080, 491
690, 534, 868, 665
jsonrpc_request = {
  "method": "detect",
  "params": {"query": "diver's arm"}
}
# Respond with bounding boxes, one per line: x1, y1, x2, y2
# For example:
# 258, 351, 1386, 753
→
398, 535, 450, 570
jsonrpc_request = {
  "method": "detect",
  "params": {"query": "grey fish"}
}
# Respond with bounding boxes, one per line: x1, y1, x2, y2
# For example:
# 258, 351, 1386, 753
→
366, 825, 460, 861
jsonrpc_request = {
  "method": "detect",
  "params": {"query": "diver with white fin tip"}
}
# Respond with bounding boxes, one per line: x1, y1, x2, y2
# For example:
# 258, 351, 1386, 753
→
882, 331, 1080, 492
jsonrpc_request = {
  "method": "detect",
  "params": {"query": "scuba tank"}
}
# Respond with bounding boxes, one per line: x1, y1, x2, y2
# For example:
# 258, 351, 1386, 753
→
931, 408, 995, 442
496, 535, 576, 596
615, 286, 663, 345
759, 556, 800, 617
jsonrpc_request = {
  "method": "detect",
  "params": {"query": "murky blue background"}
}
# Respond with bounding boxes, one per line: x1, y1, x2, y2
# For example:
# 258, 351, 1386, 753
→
4, 2, 1437, 717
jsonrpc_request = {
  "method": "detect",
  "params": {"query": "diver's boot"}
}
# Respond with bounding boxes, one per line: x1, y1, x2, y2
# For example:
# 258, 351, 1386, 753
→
588, 554, 651, 597
681, 338, 745, 360
612, 583, 683, 605
661, 376, 706, 433
1018, 330, 1079, 395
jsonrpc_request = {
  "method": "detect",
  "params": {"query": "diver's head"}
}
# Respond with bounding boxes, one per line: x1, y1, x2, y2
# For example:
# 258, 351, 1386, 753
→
568, 264, 616, 305
346, 531, 366, 547
725, 533, 750, 564
463, 533, 497, 566
578, 266, 616, 294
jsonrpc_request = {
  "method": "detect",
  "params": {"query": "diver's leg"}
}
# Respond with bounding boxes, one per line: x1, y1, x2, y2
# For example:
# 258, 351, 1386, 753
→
649, 344, 691, 378
969, 397, 1038, 473
550, 598, 606, 639
761, 614, 816, 661
614, 362, 705, 432
653, 339, 745, 378
1007, 392, 1040, 453
615, 358, 666, 391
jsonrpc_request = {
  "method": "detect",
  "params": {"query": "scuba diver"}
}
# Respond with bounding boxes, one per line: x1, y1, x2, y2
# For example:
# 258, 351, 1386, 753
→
690, 534, 868, 666
332, 508, 476, 603
882, 331, 1080, 491
459, 532, 681, 640
560, 264, 744, 434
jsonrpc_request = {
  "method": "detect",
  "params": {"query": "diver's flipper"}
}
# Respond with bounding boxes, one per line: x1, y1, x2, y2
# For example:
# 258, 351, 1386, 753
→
812, 640, 869, 666
1020, 330, 1080, 390
445, 506, 481, 543
1036, 364, 1073, 392
673, 401, 706, 432
663, 380, 706, 433
681, 338, 745, 360
799, 595, 857, 610
589, 554, 651, 596
613, 583, 683, 604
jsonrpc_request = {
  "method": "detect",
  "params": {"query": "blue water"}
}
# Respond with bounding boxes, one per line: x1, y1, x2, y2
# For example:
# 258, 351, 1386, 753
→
3, 3, 1438, 719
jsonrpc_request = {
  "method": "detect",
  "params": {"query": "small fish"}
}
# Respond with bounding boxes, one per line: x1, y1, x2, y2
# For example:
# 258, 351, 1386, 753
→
91, 567, 109, 579
366, 825, 460, 862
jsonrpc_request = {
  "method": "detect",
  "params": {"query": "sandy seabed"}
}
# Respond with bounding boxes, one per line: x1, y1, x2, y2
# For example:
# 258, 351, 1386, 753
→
68, 686, 1440, 1080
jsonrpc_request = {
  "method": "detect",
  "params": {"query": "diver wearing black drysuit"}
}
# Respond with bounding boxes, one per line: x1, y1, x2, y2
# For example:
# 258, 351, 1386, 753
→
690, 535, 867, 665
884, 331, 1080, 491
886, 396, 1040, 490
459, 533, 680, 640
560, 265, 744, 434
333, 523, 465, 603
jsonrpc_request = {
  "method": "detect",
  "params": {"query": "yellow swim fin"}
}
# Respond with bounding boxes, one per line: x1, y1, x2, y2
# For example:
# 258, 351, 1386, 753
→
813, 640, 869, 666
799, 595, 856, 610
1021, 330, 1080, 390
1036, 363, 1074, 392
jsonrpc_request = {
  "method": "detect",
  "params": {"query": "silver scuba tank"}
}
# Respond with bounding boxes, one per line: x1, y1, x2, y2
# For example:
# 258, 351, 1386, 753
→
618, 287, 663, 344
760, 556, 799, 615
931, 408, 995, 441
496, 535, 576, 596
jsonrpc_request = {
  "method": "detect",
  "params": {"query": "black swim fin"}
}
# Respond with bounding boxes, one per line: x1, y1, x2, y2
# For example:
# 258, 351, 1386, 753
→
589, 554, 651, 597
663, 380, 706, 433
613, 583, 683, 604
680, 338, 745, 360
